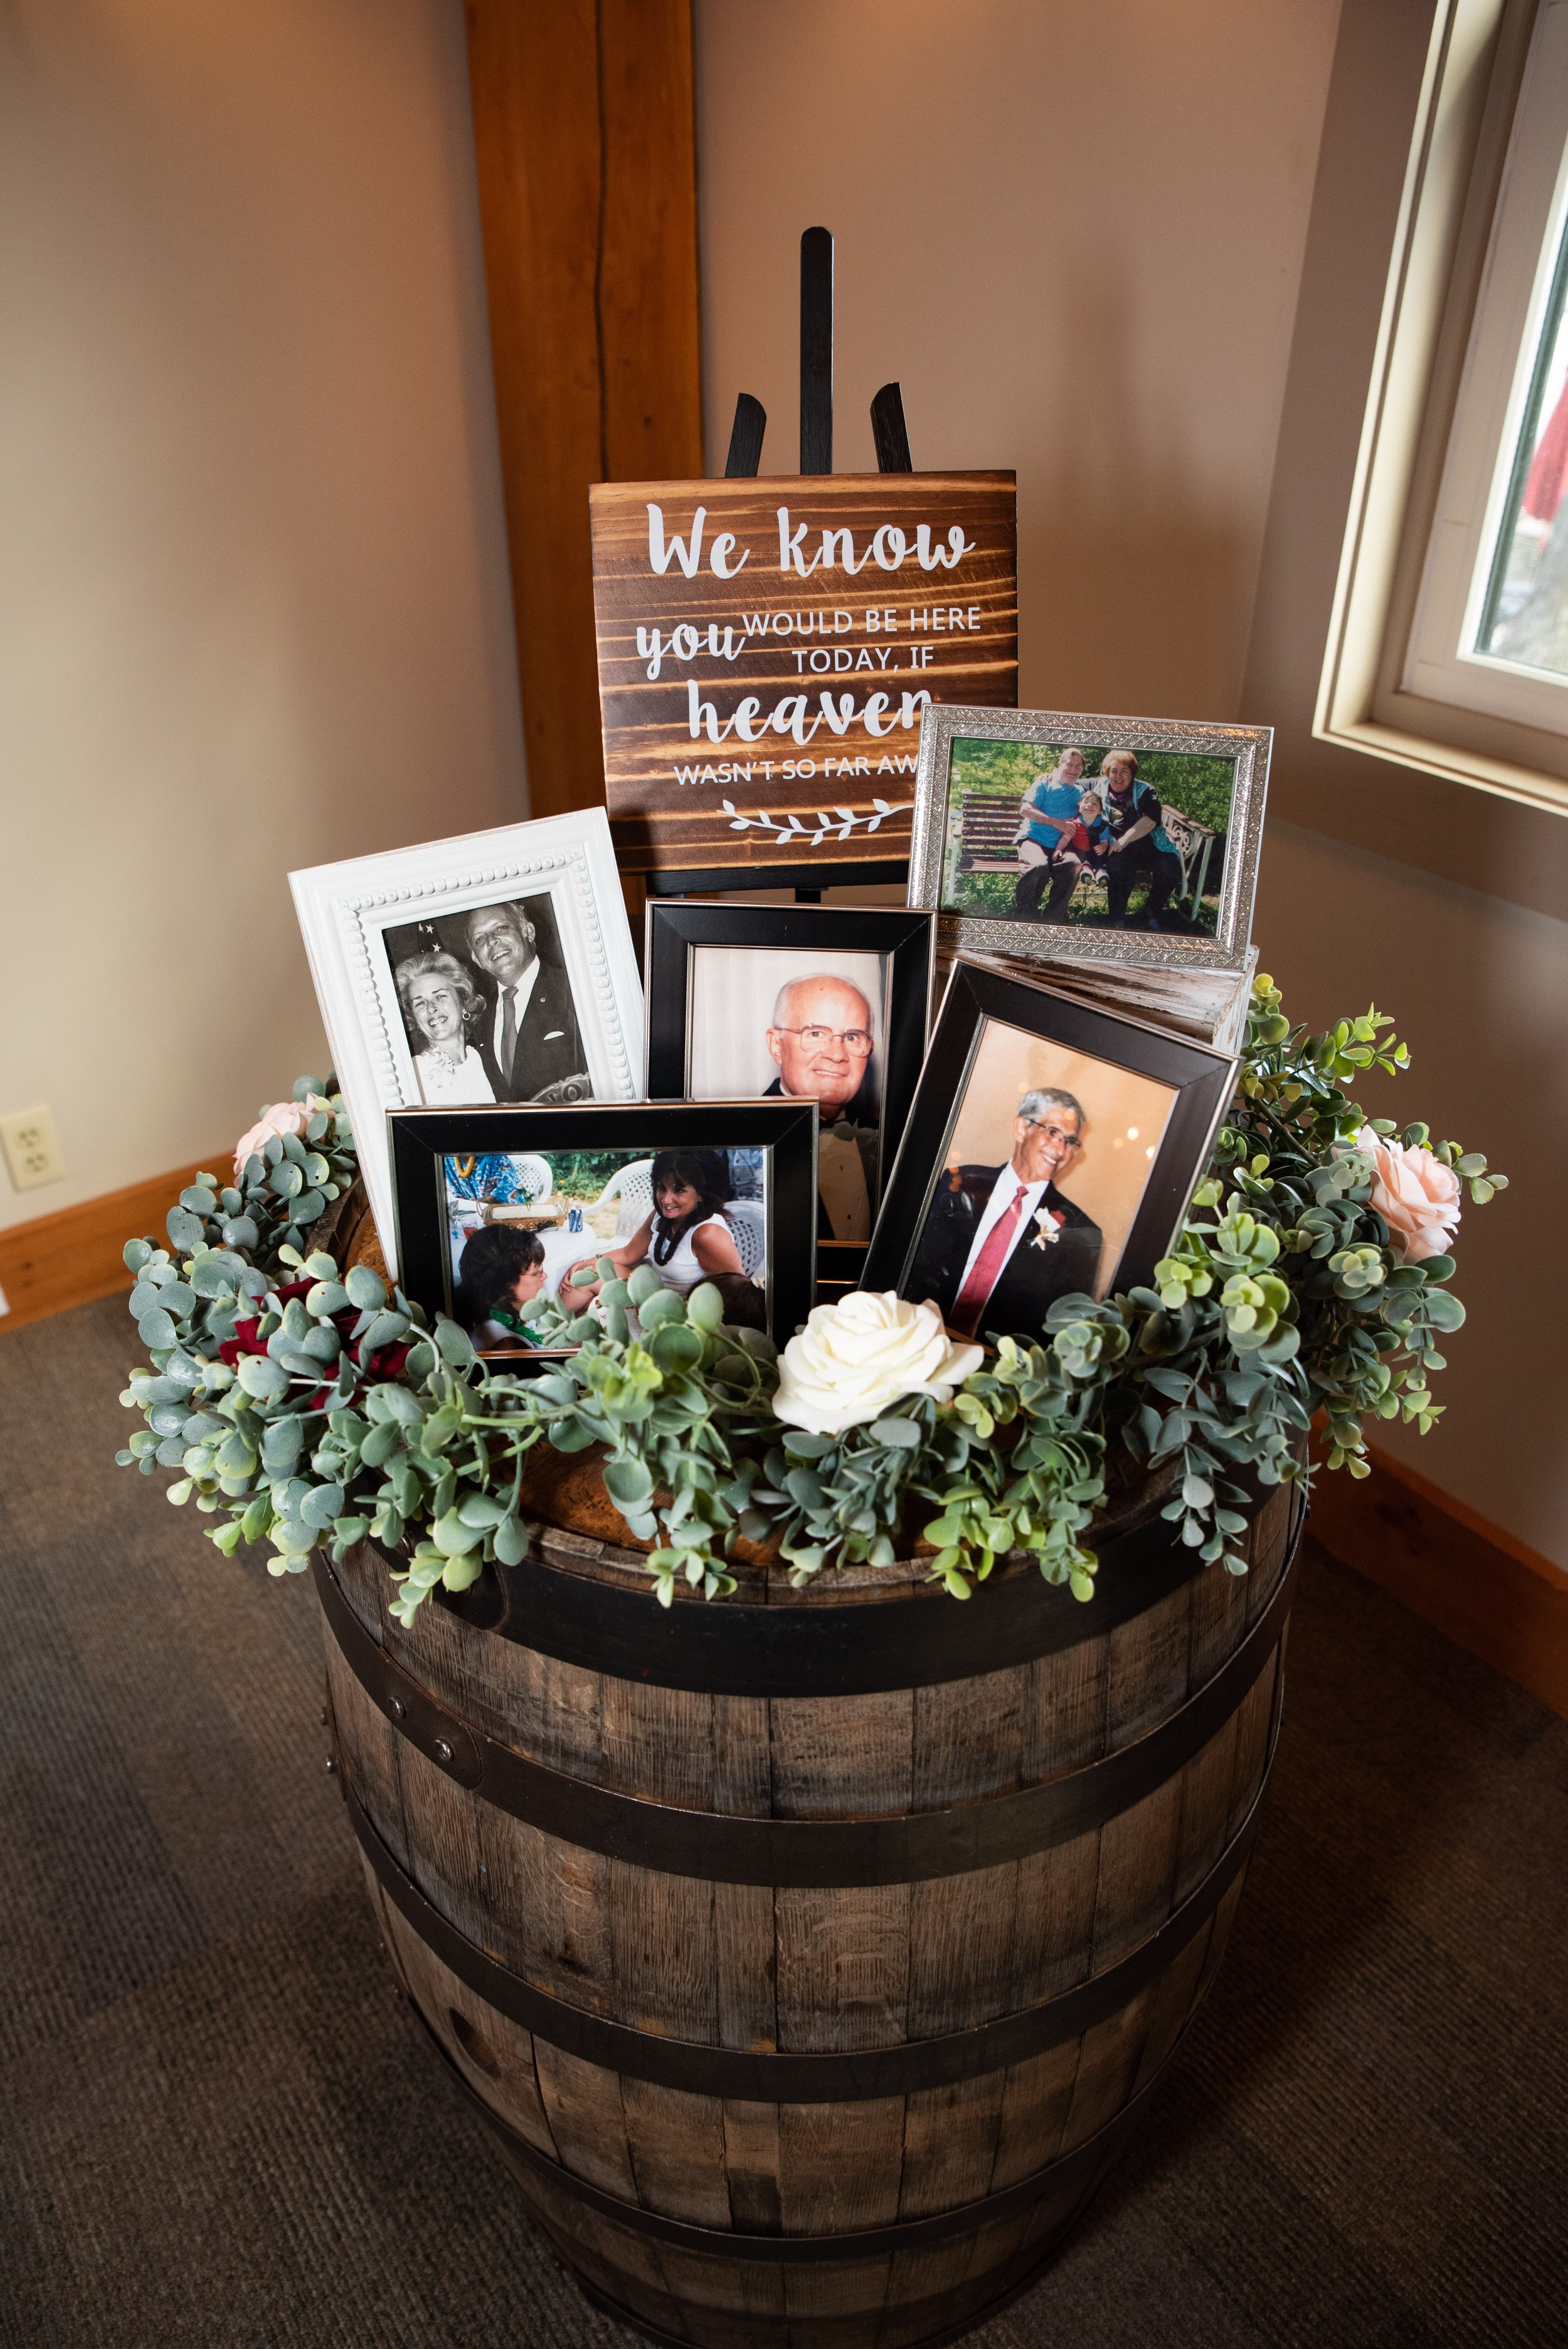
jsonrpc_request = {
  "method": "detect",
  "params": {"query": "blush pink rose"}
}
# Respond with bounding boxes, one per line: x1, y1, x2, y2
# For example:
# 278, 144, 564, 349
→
234, 1096, 330, 1178
1353, 1126, 1461, 1264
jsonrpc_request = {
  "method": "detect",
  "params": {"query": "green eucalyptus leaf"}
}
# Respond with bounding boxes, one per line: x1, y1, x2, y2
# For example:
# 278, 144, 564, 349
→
603, 1458, 655, 1511
869, 1418, 921, 1450
345, 1264, 385, 1311
686, 1283, 724, 1331
455, 1490, 506, 1529
261, 1417, 304, 1471
300, 1483, 346, 1529
235, 1355, 289, 1401
360, 1309, 410, 1352
434, 1318, 475, 1367
547, 1416, 596, 1453
360, 1418, 401, 1468
649, 1322, 703, 1371
431, 1509, 484, 1557
492, 1515, 528, 1567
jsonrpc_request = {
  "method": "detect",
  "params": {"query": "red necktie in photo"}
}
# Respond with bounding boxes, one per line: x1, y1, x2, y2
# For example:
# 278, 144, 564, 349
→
949, 1184, 1025, 1338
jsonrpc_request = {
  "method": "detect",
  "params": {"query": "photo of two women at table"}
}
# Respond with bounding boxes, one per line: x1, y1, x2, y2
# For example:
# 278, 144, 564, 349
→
445, 1144, 770, 1349
438, 940, 889, 1352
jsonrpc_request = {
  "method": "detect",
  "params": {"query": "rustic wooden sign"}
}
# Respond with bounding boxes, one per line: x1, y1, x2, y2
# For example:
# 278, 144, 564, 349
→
590, 474, 1017, 876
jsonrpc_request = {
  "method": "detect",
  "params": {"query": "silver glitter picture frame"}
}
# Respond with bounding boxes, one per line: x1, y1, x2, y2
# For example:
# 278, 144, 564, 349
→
907, 705, 1271, 974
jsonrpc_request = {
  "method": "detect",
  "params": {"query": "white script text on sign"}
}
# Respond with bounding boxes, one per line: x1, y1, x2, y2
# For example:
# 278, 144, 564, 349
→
590, 475, 1017, 873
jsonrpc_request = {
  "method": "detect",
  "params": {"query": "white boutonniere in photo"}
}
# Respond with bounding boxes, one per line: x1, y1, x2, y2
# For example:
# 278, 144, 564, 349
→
1030, 1206, 1066, 1251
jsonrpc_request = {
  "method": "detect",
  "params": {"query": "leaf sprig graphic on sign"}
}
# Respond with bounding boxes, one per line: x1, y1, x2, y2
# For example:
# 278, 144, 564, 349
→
719, 797, 913, 848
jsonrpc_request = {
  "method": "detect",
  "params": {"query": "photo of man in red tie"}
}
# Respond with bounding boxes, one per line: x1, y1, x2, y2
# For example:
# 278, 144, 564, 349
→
908, 1086, 1103, 1342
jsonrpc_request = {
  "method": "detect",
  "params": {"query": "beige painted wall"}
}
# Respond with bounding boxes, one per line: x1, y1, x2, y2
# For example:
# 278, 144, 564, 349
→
0, 0, 525, 1234
696, 0, 1568, 1567
1241, 0, 1568, 1567
696, 0, 1343, 720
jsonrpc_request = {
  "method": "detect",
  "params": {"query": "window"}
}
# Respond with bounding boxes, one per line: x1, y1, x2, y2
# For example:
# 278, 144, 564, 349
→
1404, 0, 1568, 729
1317, 0, 1568, 817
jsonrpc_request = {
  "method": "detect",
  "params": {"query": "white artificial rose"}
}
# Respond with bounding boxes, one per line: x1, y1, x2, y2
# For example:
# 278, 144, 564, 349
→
772, 1290, 984, 1436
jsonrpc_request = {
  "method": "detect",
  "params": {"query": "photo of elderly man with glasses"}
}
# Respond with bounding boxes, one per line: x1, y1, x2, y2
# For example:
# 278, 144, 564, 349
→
762, 973, 880, 1243
909, 1086, 1103, 1340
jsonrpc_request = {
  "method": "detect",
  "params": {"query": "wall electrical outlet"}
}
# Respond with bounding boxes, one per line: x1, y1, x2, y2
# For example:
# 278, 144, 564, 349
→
1, 1105, 66, 1192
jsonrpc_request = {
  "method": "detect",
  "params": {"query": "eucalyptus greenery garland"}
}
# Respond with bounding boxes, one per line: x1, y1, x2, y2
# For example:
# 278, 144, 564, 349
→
116, 980, 1504, 1616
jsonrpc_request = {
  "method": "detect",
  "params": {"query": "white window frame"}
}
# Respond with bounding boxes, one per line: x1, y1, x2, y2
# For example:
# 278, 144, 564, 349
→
1316, 0, 1568, 817
1404, 0, 1568, 731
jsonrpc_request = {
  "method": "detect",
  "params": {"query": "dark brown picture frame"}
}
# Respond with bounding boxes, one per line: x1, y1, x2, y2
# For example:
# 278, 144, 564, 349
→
389, 1099, 818, 1359
644, 900, 935, 1285
864, 957, 1238, 1329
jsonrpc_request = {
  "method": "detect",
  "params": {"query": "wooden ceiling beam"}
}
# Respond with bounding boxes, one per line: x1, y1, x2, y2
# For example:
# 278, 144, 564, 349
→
463, 0, 703, 820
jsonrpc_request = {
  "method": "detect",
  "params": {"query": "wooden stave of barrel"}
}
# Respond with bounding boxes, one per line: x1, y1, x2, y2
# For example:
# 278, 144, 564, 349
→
316, 1436, 1300, 2349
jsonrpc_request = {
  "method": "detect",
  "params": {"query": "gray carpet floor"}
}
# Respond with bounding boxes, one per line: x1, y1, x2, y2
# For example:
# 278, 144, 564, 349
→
2, 1293, 1565, 2348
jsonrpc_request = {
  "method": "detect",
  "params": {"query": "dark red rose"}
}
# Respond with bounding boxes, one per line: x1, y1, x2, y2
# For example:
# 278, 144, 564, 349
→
217, 1316, 267, 1366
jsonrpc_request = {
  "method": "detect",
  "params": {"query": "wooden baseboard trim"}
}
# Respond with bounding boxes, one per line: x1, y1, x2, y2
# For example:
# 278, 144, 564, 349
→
1308, 1446, 1568, 1720
1362, 1443, 1566, 1590
0, 1158, 225, 1337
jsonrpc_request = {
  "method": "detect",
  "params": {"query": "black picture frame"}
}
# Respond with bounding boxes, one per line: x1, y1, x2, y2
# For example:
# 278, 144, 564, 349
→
864, 957, 1238, 1332
389, 1100, 818, 1359
644, 900, 936, 1284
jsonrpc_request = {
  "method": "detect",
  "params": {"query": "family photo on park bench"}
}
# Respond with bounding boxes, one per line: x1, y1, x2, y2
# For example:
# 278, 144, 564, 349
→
941, 734, 1236, 936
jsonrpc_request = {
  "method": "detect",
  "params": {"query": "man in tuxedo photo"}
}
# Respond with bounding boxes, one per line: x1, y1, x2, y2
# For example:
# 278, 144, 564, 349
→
909, 1085, 1103, 1340
462, 898, 588, 1103
762, 972, 879, 1243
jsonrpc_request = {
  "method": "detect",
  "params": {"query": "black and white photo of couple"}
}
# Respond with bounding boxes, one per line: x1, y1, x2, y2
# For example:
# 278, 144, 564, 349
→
384, 894, 589, 1108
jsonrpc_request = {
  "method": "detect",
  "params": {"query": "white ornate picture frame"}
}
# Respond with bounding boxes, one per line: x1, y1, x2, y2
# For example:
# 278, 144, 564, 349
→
289, 810, 644, 1276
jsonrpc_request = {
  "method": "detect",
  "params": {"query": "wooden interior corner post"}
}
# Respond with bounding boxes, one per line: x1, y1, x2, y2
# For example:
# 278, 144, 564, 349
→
462, 0, 703, 857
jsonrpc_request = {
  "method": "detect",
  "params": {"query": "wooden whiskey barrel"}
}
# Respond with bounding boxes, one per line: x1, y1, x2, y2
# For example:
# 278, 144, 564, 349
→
316, 1446, 1301, 2349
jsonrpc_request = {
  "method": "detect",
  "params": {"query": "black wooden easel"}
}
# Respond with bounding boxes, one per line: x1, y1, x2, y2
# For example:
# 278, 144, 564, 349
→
643, 229, 914, 906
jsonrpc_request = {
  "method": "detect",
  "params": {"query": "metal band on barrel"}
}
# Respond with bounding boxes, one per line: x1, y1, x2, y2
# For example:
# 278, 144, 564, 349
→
419, 2006, 1168, 2263
337, 1754, 1273, 2102
314, 1528, 1298, 1886
405, 1497, 1251, 1697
